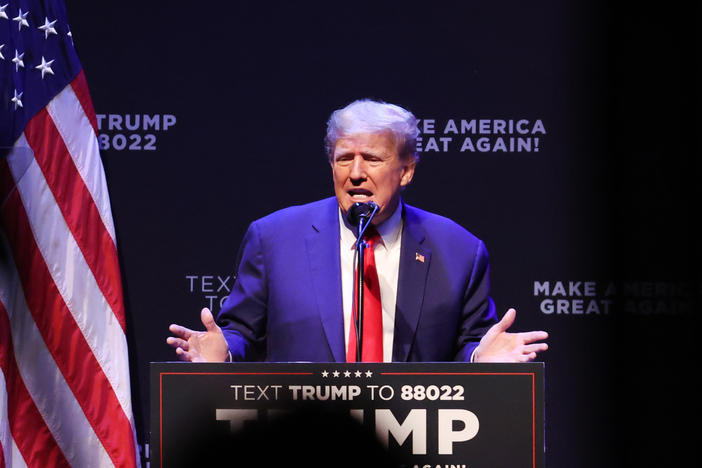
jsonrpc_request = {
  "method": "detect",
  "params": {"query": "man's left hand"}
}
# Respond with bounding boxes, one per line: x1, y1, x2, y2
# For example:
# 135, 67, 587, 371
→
473, 308, 548, 362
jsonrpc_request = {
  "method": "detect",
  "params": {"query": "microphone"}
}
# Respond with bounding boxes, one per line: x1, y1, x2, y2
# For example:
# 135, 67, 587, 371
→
346, 201, 379, 362
347, 202, 378, 238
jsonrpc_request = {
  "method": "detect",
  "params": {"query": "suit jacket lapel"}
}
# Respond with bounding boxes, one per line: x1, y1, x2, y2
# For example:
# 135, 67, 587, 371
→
305, 197, 346, 362
393, 204, 431, 362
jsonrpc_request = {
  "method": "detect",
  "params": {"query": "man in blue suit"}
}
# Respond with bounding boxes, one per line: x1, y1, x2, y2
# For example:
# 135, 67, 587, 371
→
167, 100, 548, 363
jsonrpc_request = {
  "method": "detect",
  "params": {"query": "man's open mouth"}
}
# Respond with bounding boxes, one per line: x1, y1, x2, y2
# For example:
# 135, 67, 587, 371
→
348, 189, 373, 200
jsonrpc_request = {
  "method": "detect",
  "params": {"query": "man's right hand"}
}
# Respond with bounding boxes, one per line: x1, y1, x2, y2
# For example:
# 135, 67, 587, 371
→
166, 308, 229, 362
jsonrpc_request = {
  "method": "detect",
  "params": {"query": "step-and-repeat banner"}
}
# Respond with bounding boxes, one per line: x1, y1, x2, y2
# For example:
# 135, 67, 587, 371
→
63, 1, 698, 466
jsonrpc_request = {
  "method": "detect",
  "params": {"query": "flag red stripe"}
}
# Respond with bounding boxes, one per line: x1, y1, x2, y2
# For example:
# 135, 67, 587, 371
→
0, 190, 136, 468
23, 110, 126, 331
70, 70, 99, 135
0, 302, 71, 468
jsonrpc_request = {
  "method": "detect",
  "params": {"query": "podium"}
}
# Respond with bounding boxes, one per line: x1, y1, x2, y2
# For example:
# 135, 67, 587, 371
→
151, 362, 544, 467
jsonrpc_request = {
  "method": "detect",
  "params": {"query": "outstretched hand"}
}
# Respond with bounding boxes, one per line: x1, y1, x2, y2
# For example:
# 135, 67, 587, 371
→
166, 308, 229, 362
473, 308, 548, 362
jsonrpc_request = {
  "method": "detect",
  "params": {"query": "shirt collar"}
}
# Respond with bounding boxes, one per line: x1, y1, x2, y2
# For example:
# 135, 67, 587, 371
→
339, 200, 403, 250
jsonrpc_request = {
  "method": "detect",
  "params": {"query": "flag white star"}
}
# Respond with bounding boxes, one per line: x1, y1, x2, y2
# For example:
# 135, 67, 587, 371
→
12, 49, 24, 72
343, 370, 351, 377
332, 370, 340, 377
11, 89, 23, 109
321, 370, 329, 377
12, 8, 29, 31
365, 370, 373, 377
354, 370, 362, 377
35, 56, 55, 79
67, 28, 73, 44
0, 4, 9, 19
0, 44, 5, 60
38, 17, 58, 39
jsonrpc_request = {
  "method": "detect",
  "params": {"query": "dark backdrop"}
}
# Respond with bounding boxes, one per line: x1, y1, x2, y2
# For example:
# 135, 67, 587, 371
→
65, 1, 700, 466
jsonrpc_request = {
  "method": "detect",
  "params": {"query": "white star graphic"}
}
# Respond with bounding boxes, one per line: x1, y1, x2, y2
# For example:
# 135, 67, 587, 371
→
38, 17, 58, 39
0, 44, 5, 60
332, 370, 340, 377
354, 370, 362, 377
67, 28, 73, 44
0, 4, 9, 20
12, 49, 24, 72
321, 370, 329, 377
365, 370, 373, 377
12, 8, 29, 31
343, 370, 351, 377
35, 56, 54, 79
11, 89, 23, 109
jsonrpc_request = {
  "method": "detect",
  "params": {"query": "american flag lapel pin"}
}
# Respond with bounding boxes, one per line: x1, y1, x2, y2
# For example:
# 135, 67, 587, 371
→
415, 252, 425, 263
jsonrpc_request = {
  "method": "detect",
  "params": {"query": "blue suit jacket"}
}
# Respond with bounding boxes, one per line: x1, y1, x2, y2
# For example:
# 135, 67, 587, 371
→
217, 197, 497, 362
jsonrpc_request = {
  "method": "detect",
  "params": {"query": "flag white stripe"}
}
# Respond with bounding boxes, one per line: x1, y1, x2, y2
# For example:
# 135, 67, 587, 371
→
0, 369, 14, 468
6, 137, 134, 422
10, 441, 29, 468
46, 85, 117, 243
0, 370, 29, 468
0, 234, 113, 468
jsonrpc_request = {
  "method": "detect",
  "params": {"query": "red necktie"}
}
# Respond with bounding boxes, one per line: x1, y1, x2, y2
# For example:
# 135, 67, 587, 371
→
346, 227, 383, 362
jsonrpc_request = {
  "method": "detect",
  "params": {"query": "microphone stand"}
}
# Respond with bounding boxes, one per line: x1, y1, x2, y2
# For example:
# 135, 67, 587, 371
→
351, 202, 378, 362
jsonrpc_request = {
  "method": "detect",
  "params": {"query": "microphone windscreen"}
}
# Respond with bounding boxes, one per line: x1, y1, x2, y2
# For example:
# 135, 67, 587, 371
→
347, 202, 374, 225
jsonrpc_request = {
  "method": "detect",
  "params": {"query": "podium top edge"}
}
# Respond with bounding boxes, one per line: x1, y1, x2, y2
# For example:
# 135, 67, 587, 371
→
149, 361, 545, 369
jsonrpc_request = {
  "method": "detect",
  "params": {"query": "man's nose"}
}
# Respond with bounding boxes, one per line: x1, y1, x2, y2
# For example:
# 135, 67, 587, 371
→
349, 155, 367, 180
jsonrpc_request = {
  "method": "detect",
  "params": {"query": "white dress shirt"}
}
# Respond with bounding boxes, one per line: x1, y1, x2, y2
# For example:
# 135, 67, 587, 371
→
339, 203, 403, 362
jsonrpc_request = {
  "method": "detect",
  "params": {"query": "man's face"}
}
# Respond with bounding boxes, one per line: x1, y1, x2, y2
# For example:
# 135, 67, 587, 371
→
331, 132, 415, 225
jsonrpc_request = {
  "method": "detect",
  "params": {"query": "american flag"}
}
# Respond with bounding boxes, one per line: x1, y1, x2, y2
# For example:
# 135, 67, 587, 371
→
0, 1, 139, 467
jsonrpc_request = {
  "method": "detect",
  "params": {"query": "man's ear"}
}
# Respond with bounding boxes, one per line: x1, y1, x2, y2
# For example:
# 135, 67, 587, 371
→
400, 159, 416, 187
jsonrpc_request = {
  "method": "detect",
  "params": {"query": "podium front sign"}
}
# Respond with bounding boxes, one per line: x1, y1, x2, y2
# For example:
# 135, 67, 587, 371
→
150, 362, 544, 467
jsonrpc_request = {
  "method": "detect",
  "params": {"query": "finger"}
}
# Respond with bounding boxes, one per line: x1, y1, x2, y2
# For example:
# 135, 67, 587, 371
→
496, 308, 517, 332
175, 347, 191, 361
522, 343, 548, 354
166, 337, 189, 351
175, 347, 201, 362
519, 330, 549, 343
520, 352, 537, 362
201, 308, 219, 332
168, 323, 193, 339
